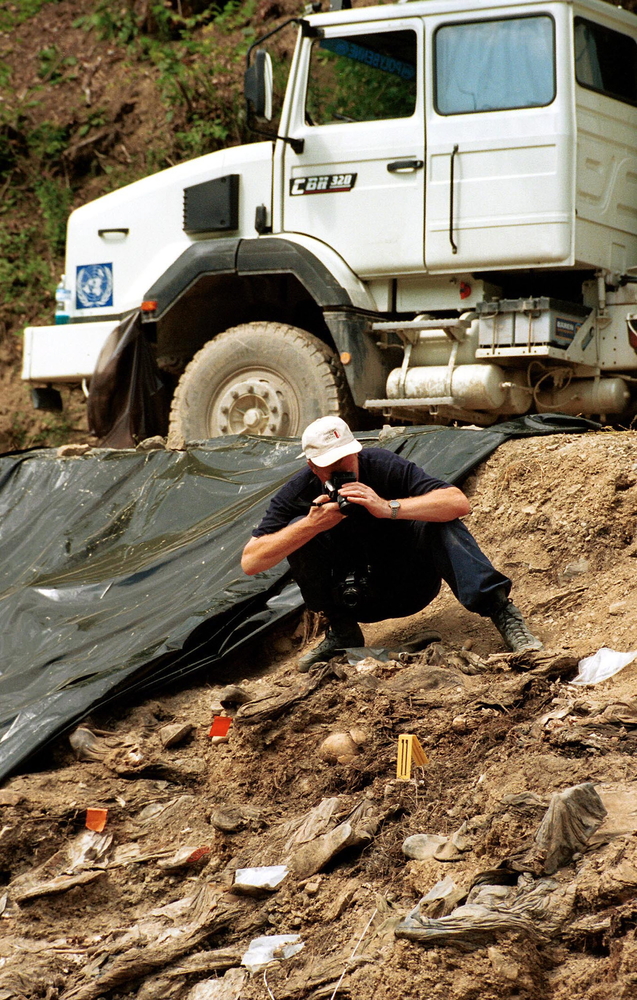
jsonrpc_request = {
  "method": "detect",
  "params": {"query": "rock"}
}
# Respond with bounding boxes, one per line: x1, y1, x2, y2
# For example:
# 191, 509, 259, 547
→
135, 435, 166, 451
158, 722, 194, 748
403, 834, 449, 860
320, 878, 358, 921
318, 732, 359, 764
211, 806, 246, 833
0, 789, 24, 806
217, 685, 252, 707
304, 879, 321, 895
609, 601, 627, 615
187, 967, 246, 1000
561, 558, 590, 579
56, 443, 90, 457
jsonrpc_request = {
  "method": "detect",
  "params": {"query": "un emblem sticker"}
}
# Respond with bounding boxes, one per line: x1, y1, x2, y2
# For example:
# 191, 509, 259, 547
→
76, 263, 114, 309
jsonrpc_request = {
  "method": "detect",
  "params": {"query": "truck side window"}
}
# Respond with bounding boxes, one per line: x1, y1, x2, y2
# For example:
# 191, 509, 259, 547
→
435, 15, 555, 115
306, 30, 417, 126
574, 18, 637, 106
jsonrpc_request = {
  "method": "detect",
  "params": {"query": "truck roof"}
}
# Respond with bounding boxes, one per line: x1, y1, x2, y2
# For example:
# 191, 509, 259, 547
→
306, 0, 637, 33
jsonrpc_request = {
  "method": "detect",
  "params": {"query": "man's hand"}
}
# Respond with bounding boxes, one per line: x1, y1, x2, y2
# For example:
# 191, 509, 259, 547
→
336, 481, 389, 518
307, 494, 345, 530
337, 481, 471, 522
241, 494, 344, 575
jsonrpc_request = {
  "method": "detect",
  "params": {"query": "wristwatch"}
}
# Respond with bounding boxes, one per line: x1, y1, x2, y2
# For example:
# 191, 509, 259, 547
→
389, 500, 401, 519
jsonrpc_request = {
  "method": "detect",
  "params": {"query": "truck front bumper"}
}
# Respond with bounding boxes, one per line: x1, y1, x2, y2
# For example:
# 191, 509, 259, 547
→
22, 321, 120, 383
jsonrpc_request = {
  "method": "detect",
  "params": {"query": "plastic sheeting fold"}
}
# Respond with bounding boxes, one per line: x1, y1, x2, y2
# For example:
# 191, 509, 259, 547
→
0, 415, 596, 781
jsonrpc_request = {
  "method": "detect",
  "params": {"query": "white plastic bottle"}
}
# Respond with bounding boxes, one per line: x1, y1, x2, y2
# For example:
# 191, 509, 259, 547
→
55, 275, 72, 325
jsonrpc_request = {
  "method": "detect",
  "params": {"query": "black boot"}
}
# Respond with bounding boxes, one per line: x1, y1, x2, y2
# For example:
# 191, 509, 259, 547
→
297, 617, 364, 673
490, 599, 542, 652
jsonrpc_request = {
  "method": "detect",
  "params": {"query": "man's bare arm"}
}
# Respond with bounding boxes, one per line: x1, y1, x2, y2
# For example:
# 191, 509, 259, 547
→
337, 483, 470, 521
241, 498, 343, 575
242, 485, 470, 575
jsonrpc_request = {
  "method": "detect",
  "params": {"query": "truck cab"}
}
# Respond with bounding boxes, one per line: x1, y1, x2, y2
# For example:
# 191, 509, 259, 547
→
23, 0, 637, 440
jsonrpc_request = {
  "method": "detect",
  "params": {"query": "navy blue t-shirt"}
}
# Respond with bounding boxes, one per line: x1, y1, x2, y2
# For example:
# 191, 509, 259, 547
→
252, 447, 451, 537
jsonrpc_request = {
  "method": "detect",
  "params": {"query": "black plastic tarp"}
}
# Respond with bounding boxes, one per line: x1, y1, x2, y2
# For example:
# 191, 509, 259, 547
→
0, 415, 596, 782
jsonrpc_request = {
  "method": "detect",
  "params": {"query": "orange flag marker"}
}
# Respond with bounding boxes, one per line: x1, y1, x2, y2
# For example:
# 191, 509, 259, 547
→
209, 716, 232, 738
396, 734, 429, 781
86, 807, 108, 832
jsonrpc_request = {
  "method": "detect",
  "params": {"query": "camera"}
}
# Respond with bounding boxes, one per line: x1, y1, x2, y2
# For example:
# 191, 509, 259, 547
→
324, 470, 356, 515
333, 567, 372, 610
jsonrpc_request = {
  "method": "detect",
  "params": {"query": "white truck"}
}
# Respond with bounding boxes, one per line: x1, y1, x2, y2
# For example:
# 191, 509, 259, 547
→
22, 0, 637, 439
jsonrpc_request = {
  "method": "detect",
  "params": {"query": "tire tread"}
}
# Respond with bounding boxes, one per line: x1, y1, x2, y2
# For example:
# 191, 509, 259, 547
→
167, 321, 354, 447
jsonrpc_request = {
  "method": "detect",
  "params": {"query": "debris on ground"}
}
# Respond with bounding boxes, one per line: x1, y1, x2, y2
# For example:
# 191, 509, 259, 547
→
2, 433, 637, 999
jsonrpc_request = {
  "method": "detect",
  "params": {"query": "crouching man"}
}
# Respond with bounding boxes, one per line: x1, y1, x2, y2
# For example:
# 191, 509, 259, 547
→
241, 416, 542, 671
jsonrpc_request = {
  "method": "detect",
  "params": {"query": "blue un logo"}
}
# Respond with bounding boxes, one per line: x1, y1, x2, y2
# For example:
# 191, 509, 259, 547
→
76, 263, 114, 309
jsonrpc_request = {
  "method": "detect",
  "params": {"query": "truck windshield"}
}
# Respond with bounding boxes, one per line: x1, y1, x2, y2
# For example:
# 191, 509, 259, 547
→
435, 15, 555, 115
306, 29, 417, 125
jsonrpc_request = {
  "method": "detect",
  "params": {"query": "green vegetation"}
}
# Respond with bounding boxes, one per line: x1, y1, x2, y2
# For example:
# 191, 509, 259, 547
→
0, 0, 61, 33
0, 0, 288, 448
0, 0, 269, 331
37, 45, 78, 84
0, 222, 50, 313
73, 0, 259, 156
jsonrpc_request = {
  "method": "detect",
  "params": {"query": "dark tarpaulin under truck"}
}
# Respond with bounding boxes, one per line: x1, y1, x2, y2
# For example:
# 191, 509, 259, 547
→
22, 0, 637, 442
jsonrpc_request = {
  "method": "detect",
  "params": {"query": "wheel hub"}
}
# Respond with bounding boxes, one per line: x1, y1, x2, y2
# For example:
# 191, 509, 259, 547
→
214, 377, 291, 436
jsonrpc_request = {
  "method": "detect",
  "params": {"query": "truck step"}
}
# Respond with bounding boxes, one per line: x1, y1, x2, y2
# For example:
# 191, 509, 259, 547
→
371, 319, 470, 331
372, 318, 471, 343
365, 396, 457, 409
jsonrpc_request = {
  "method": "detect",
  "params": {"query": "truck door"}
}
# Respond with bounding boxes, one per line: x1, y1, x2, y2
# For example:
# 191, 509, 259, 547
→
425, 9, 574, 270
281, 20, 425, 278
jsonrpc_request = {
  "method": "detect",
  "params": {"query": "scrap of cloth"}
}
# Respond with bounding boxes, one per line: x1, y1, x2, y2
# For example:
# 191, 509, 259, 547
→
0, 414, 596, 781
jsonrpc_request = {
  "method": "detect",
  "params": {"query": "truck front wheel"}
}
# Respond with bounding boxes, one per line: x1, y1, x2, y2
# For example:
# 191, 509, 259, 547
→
167, 321, 351, 446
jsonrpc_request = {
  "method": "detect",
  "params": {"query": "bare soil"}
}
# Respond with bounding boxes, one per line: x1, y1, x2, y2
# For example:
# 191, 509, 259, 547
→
1, 430, 637, 999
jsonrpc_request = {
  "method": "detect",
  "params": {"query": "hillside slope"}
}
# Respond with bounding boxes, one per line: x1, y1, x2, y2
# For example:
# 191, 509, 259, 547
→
1, 432, 637, 999
0, 0, 293, 450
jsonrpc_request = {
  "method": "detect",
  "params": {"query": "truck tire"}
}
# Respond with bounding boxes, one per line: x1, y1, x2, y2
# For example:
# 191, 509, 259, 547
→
167, 321, 352, 446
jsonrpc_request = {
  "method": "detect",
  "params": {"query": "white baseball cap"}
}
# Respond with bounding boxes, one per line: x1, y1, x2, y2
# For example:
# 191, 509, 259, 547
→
300, 416, 362, 468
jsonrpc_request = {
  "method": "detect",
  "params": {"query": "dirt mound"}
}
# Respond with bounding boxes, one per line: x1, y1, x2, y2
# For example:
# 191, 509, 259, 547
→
1, 431, 637, 1000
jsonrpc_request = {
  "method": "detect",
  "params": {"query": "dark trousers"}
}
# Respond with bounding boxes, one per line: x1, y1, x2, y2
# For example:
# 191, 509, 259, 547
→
287, 516, 511, 624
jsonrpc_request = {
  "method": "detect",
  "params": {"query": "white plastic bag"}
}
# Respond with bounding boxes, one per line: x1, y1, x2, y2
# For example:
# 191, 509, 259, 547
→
571, 647, 637, 686
233, 865, 288, 894
241, 934, 304, 973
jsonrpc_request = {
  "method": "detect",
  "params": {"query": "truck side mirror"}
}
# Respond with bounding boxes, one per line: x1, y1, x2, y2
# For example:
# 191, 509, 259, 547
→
245, 49, 273, 122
